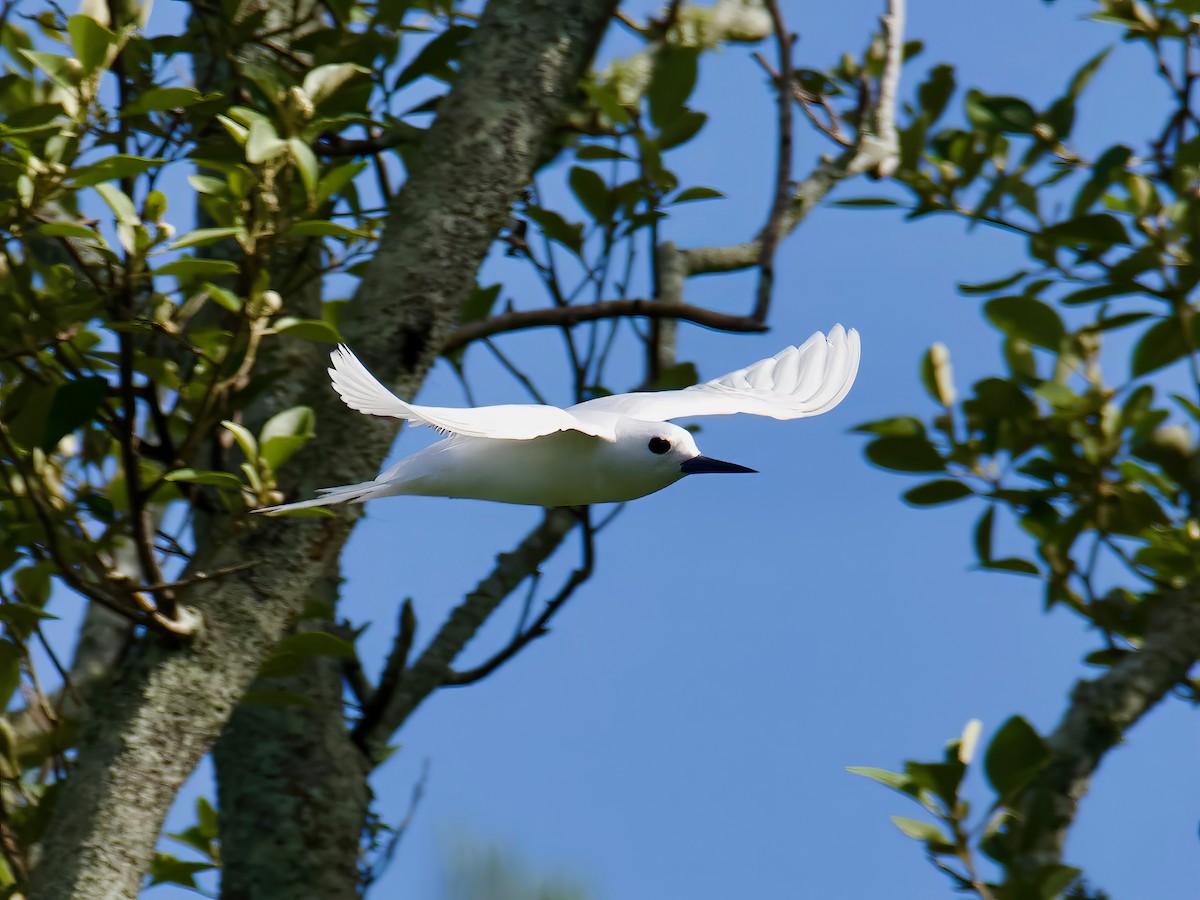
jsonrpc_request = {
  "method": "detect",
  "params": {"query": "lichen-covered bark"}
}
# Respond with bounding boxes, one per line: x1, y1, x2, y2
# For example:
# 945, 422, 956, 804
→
27, 0, 617, 895
1004, 593, 1200, 887
214, 563, 370, 900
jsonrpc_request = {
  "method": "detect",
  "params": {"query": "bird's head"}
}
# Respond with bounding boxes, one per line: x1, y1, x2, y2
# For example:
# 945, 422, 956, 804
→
614, 419, 756, 479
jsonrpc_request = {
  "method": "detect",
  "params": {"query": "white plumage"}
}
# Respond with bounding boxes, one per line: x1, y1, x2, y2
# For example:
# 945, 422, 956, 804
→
256, 325, 860, 512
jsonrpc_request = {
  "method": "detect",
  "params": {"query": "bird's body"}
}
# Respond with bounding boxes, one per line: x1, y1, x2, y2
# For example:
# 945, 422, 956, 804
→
257, 326, 861, 514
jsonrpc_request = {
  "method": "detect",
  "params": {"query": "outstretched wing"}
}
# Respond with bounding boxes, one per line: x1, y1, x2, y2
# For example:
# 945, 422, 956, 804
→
570, 326, 860, 423
329, 345, 613, 441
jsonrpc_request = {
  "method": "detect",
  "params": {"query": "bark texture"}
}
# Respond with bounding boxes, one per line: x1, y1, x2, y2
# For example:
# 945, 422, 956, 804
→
214, 563, 371, 900
27, 0, 617, 896
1005, 593, 1200, 886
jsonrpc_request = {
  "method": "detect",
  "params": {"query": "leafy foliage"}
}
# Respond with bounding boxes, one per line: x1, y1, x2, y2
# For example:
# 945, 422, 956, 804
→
847, 1, 1200, 895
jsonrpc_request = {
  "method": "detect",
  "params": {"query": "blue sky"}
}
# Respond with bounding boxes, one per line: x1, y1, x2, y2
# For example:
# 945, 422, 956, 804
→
40, 0, 1200, 895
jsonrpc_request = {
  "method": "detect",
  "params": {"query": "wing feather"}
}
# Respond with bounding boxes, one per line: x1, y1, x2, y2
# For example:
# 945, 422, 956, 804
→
569, 326, 860, 423
329, 345, 613, 441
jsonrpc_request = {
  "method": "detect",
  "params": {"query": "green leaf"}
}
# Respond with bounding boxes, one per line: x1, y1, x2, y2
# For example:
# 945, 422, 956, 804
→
393, 24, 471, 89
221, 420, 258, 463
984, 715, 1049, 798
671, 186, 725, 204
903, 480, 973, 506
74, 154, 166, 188
122, 86, 208, 116
525, 207, 583, 257
163, 468, 242, 491
147, 852, 216, 889
890, 816, 952, 848
43, 376, 107, 451
846, 766, 912, 793
36, 222, 104, 242
288, 138, 319, 199
0, 642, 21, 711
966, 91, 1036, 133
260, 406, 315, 470
275, 631, 355, 657
287, 220, 369, 240
984, 297, 1065, 350
853, 416, 926, 438
865, 436, 945, 473
460, 283, 501, 325
246, 119, 286, 164
156, 258, 240, 279
19, 50, 84, 89
974, 506, 995, 564
575, 145, 629, 161
568, 166, 613, 222
67, 14, 115, 75
302, 62, 370, 107
1131, 316, 1197, 377
958, 270, 1028, 295
982, 557, 1040, 575
833, 197, 901, 208
648, 45, 700, 128
1040, 213, 1129, 249
272, 317, 341, 343
94, 183, 140, 224
1067, 47, 1110, 98
169, 227, 244, 250
657, 109, 707, 150
1060, 283, 1137, 306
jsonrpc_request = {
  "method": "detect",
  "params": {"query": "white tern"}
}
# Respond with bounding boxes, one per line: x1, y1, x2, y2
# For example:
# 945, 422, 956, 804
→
256, 325, 860, 512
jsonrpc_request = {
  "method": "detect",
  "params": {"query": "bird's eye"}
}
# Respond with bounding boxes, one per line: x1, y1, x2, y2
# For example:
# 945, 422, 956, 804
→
648, 437, 671, 455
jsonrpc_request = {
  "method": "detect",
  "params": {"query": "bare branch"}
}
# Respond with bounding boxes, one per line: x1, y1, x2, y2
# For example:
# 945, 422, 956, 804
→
353, 508, 579, 761
681, 0, 905, 276
752, 0, 795, 323
442, 298, 768, 354
444, 509, 595, 686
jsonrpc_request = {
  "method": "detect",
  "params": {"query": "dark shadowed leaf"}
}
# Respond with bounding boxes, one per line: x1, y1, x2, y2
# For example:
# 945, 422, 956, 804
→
43, 376, 107, 451
966, 91, 1036, 133
865, 436, 945, 472
984, 297, 1065, 350
903, 480, 973, 506
671, 186, 725, 204
569, 166, 614, 222
1130, 316, 1198, 377
984, 715, 1049, 797
648, 45, 699, 127
1040, 213, 1129, 249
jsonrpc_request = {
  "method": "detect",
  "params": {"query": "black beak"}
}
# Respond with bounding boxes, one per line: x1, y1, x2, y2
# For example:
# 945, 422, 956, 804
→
680, 455, 757, 475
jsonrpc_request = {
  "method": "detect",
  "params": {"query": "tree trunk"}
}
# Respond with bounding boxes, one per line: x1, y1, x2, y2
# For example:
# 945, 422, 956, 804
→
27, 0, 616, 896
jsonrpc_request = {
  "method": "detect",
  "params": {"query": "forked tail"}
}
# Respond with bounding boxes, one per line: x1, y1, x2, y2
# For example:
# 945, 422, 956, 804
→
254, 480, 389, 515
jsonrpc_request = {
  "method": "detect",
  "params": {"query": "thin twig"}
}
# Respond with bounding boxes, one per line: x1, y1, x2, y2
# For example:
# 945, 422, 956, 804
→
752, 0, 795, 322
443, 509, 595, 687
442, 299, 768, 354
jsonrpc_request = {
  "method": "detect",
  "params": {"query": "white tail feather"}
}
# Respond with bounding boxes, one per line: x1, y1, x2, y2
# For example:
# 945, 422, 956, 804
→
254, 480, 386, 515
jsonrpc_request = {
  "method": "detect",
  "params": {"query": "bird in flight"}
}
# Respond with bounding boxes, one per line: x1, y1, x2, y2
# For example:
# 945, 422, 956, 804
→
257, 325, 860, 513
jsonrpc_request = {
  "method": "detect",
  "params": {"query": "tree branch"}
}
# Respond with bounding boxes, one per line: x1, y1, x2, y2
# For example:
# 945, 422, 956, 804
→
1004, 591, 1200, 886
353, 507, 579, 761
443, 509, 594, 687
680, 0, 905, 276
442, 298, 768, 354
752, 0, 795, 322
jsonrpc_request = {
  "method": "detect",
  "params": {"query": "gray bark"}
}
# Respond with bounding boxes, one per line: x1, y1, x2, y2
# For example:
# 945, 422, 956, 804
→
214, 563, 370, 900
27, 0, 618, 896
1004, 592, 1200, 887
